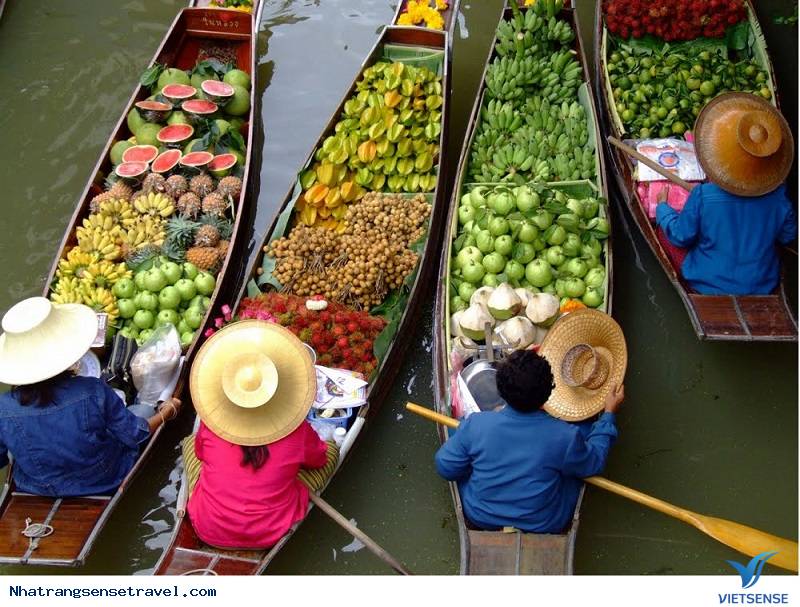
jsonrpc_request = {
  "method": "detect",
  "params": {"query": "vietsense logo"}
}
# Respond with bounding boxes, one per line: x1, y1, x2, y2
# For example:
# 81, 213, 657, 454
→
727, 552, 778, 589
718, 552, 789, 605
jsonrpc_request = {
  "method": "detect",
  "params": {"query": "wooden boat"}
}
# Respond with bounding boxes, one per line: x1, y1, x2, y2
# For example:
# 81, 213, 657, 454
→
392, 0, 459, 33
431, 1, 613, 575
594, 1, 796, 341
154, 14, 459, 575
0, 6, 260, 567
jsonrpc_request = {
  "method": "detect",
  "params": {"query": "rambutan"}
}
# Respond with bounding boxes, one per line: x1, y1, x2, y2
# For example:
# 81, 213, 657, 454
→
336, 337, 349, 349
320, 311, 331, 323
334, 312, 348, 324
333, 325, 346, 337
299, 328, 312, 343
347, 321, 359, 333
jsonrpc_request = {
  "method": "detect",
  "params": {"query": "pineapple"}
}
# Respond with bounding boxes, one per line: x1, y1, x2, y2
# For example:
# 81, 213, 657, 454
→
198, 214, 233, 240
161, 239, 186, 262
165, 215, 199, 251
123, 243, 160, 270
185, 246, 222, 272
201, 192, 227, 217
177, 192, 202, 218
194, 224, 221, 248
190, 173, 215, 197
142, 173, 166, 194
217, 239, 230, 257
164, 175, 189, 199
217, 176, 243, 199
108, 180, 134, 201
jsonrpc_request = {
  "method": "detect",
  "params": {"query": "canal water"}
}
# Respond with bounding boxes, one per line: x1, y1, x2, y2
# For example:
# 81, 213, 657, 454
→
0, 0, 796, 575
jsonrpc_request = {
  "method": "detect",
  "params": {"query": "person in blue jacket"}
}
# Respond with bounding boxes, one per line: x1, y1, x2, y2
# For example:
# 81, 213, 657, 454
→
435, 349, 624, 534
656, 93, 796, 295
0, 297, 181, 497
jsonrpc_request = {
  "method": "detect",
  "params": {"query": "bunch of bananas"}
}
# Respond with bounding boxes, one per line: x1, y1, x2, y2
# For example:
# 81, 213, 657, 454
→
124, 216, 166, 249
469, 96, 595, 183
485, 48, 581, 103
56, 248, 99, 280
296, 60, 442, 230
79, 285, 118, 320
495, 10, 573, 58
96, 198, 137, 230
50, 277, 83, 305
133, 192, 174, 218
76, 226, 122, 261
81, 259, 131, 289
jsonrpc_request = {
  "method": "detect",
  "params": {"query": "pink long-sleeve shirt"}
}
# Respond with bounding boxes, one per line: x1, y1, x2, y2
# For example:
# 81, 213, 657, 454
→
187, 420, 328, 549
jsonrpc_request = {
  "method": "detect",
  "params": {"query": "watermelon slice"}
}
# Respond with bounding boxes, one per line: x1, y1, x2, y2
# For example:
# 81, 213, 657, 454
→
180, 151, 214, 169
134, 100, 172, 123
201, 80, 235, 105
115, 161, 149, 179
151, 149, 182, 174
182, 99, 218, 122
157, 123, 194, 145
161, 84, 197, 105
121, 144, 159, 164
208, 153, 238, 178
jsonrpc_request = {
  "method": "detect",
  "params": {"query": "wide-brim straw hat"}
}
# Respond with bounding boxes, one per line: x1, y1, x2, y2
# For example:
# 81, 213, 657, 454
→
190, 320, 316, 446
694, 92, 794, 197
539, 309, 627, 422
0, 297, 98, 386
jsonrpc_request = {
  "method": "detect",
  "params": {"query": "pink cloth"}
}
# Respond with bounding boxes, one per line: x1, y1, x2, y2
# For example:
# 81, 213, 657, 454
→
656, 226, 689, 274
638, 181, 692, 219
187, 420, 328, 549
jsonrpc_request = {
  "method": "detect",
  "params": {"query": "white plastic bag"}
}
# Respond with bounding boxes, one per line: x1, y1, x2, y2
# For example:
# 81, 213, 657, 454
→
130, 324, 182, 407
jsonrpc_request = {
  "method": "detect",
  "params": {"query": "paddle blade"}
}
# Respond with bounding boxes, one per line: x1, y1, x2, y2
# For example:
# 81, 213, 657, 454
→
697, 514, 798, 572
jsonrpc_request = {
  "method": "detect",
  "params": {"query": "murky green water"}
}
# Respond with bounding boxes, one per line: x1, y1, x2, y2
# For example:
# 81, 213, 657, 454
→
0, 0, 796, 576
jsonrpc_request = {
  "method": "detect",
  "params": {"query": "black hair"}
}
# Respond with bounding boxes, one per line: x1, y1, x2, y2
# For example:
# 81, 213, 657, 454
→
241, 445, 270, 470
495, 350, 555, 413
12, 371, 74, 407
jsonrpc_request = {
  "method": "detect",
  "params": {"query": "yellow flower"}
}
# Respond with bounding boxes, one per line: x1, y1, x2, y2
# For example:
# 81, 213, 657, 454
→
434, 0, 448, 9
397, 13, 414, 25
524, 0, 536, 5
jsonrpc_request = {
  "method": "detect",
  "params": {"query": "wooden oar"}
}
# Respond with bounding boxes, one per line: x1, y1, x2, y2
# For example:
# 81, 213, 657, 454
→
405, 402, 798, 572
608, 136, 696, 191
307, 492, 412, 575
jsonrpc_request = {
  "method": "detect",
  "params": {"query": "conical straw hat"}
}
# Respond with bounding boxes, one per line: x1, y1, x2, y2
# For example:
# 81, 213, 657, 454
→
189, 320, 316, 446
539, 309, 627, 422
0, 297, 98, 386
694, 93, 793, 197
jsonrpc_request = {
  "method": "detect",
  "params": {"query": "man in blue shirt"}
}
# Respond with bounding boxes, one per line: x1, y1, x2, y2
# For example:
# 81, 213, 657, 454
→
435, 349, 624, 534
656, 92, 796, 295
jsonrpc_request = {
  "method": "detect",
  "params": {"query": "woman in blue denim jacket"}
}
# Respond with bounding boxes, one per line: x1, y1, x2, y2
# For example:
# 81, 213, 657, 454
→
0, 297, 181, 497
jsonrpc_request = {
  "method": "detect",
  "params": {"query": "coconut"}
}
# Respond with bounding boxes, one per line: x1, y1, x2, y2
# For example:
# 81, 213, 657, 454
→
487, 283, 522, 320
515, 288, 534, 307
469, 286, 495, 312
459, 303, 494, 342
494, 316, 540, 349
449, 310, 465, 338
525, 293, 561, 327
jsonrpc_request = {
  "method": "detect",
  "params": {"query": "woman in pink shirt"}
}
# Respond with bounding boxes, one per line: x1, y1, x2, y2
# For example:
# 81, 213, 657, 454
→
185, 320, 335, 549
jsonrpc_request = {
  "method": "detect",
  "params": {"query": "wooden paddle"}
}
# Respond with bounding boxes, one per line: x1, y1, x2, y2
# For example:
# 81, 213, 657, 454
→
307, 492, 412, 575
607, 136, 696, 191
405, 402, 798, 572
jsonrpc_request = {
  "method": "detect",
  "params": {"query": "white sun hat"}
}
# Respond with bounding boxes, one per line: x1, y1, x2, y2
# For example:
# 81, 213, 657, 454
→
0, 297, 99, 386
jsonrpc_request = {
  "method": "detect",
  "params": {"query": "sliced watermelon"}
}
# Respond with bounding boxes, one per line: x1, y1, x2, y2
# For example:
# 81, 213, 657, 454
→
157, 123, 194, 145
207, 153, 238, 178
115, 161, 149, 179
161, 84, 197, 103
151, 149, 182, 174
134, 100, 172, 123
201, 80, 235, 103
182, 99, 218, 115
180, 151, 214, 169
121, 144, 159, 164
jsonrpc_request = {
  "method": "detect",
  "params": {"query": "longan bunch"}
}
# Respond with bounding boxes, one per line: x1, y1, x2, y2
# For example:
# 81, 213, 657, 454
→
269, 193, 430, 308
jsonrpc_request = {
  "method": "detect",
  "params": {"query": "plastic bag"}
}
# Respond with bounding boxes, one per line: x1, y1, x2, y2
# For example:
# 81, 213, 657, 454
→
631, 137, 706, 182
130, 324, 182, 407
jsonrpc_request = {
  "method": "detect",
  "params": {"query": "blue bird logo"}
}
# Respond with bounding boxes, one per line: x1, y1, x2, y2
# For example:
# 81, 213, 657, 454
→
726, 552, 778, 589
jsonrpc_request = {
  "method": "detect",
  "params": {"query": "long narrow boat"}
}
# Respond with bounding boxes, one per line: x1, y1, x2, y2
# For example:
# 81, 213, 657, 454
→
594, 1, 796, 341
432, 0, 613, 574
0, 6, 260, 567
154, 9, 459, 575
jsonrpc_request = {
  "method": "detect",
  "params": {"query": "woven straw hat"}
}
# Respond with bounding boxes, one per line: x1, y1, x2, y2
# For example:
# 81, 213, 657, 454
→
694, 93, 793, 197
0, 297, 98, 386
539, 309, 627, 421
189, 320, 316, 446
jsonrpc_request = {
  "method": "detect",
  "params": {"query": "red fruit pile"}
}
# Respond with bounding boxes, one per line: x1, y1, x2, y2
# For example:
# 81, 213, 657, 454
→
604, 0, 746, 41
238, 292, 386, 377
